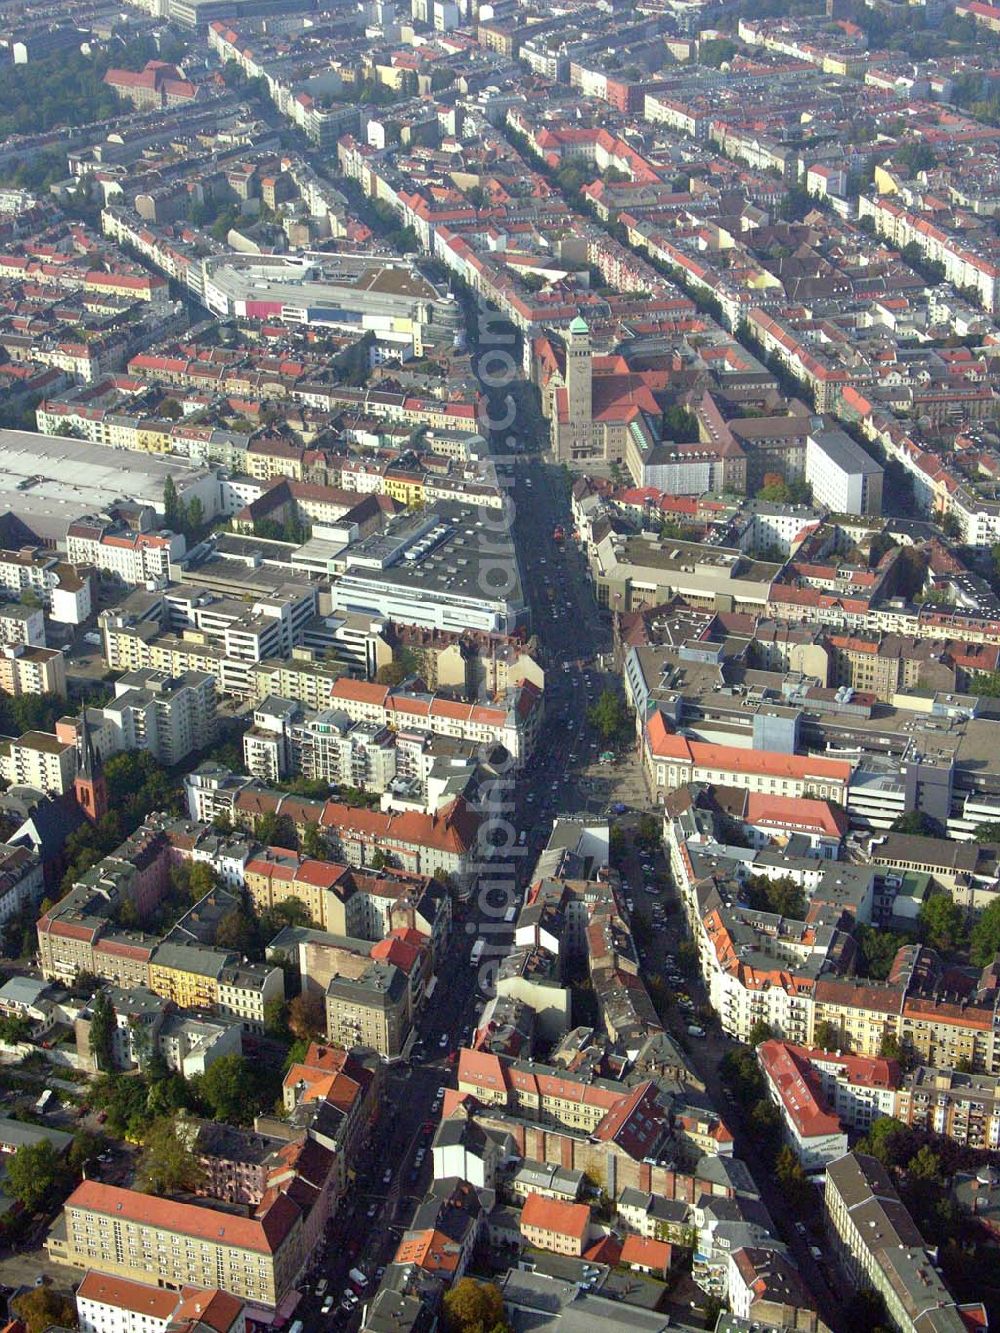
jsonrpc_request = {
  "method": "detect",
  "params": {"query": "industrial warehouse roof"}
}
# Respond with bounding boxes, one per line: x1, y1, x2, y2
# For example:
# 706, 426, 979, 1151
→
0, 429, 215, 543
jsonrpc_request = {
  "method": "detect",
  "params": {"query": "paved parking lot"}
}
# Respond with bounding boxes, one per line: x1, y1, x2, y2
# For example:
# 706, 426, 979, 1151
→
0, 1246, 79, 1295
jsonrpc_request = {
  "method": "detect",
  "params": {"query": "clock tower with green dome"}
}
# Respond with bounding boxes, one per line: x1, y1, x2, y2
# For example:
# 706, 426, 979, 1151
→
565, 313, 592, 429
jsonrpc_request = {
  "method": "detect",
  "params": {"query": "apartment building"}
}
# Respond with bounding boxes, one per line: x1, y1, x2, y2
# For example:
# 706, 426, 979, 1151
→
0, 841, 44, 929
0, 729, 78, 795
0, 546, 92, 624
645, 712, 852, 804
50, 1180, 305, 1309
895, 1066, 1000, 1149
324, 959, 410, 1059
0, 601, 45, 648
147, 942, 235, 1012
824, 1153, 985, 1333
75, 1271, 245, 1333
57, 670, 217, 768
101, 582, 319, 699
243, 698, 397, 790
805, 429, 883, 516
326, 677, 542, 768
797, 1047, 899, 1134
248, 635, 394, 708
0, 644, 67, 700
67, 516, 185, 585
317, 797, 481, 889
216, 963, 284, 1034
519, 1194, 592, 1257
757, 1040, 849, 1170
244, 852, 357, 935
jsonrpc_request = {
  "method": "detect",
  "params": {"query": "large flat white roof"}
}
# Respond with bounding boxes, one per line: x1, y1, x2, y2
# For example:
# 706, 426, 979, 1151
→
0, 430, 215, 542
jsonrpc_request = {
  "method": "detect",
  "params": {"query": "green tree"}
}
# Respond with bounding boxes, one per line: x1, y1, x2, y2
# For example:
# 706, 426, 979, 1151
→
91, 1071, 155, 1141
758, 478, 791, 503
748, 1018, 773, 1046
778, 185, 811, 222
137, 1116, 206, 1195
264, 996, 290, 1039
907, 1144, 942, 1181
699, 37, 738, 66
919, 892, 965, 954
215, 907, 256, 953
749, 1096, 780, 1149
813, 1019, 839, 1051
287, 991, 324, 1042
856, 923, 911, 980
895, 142, 938, 175
857, 1115, 909, 1166
700, 1295, 724, 1329
368, 849, 387, 871
188, 862, 219, 900
185, 496, 205, 536
968, 670, 1000, 699
0, 1014, 30, 1042
880, 1031, 903, 1062
255, 811, 297, 849
145, 1071, 195, 1120
192, 1054, 260, 1126
11, 1286, 78, 1333
843, 1287, 891, 1333
68, 1129, 105, 1174
891, 811, 945, 838
744, 874, 805, 919
608, 825, 626, 866
971, 897, 1000, 966
376, 659, 411, 686
89, 988, 115, 1072
163, 475, 181, 531
587, 689, 627, 743
301, 822, 328, 860
721, 1047, 765, 1104
972, 822, 1000, 844
775, 1143, 810, 1206
661, 404, 699, 442
283, 1037, 309, 1072
443, 1278, 507, 1333
868, 531, 898, 568
6, 1138, 61, 1210
634, 814, 661, 852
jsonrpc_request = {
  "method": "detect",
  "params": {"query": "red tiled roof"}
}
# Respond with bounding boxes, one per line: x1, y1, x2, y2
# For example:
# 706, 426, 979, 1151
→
65, 1181, 296, 1253
757, 1040, 843, 1140
520, 1192, 591, 1241
646, 712, 851, 783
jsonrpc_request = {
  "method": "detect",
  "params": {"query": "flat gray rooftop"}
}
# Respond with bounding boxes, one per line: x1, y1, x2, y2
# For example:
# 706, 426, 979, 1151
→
0, 429, 214, 543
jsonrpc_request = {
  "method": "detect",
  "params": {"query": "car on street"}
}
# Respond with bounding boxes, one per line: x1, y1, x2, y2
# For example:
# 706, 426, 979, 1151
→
322, 1297, 334, 1314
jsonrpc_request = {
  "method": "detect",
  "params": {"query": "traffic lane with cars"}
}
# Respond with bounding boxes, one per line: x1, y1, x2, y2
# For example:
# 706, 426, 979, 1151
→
643, 862, 842, 1328
300, 458, 607, 1322
509, 464, 610, 821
